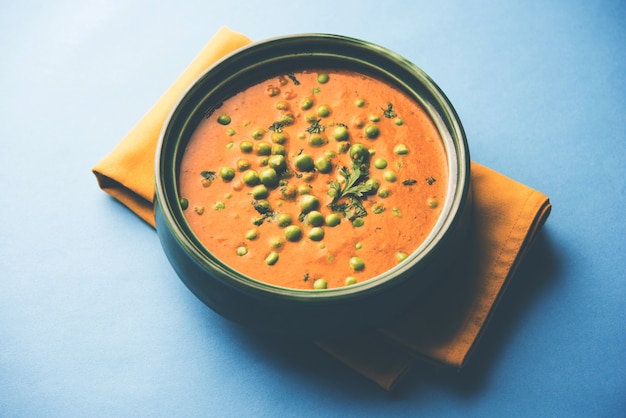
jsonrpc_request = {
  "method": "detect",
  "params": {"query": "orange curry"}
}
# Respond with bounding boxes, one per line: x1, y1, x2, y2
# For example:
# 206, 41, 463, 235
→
178, 70, 447, 290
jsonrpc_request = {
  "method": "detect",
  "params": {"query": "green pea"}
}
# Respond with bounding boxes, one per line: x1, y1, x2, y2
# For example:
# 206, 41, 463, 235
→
349, 256, 365, 271
280, 113, 295, 126
317, 73, 329, 84
251, 184, 269, 199
271, 131, 288, 144
383, 170, 397, 182
255, 142, 272, 156
284, 225, 303, 242
393, 144, 409, 155
364, 124, 380, 139
271, 144, 286, 155
269, 236, 284, 250
394, 117, 404, 126
345, 276, 357, 286
396, 252, 408, 263
298, 185, 311, 195
315, 156, 333, 173
313, 278, 327, 289
427, 197, 439, 208
259, 168, 279, 188
299, 195, 320, 213
325, 213, 341, 227
236, 246, 248, 256
374, 158, 387, 169
365, 178, 379, 193
280, 185, 297, 200
378, 187, 391, 198
352, 218, 364, 227
240, 141, 254, 153
355, 242, 363, 250
236, 158, 251, 171
294, 153, 315, 171
214, 201, 226, 211
369, 114, 381, 122
251, 128, 265, 140
226, 128, 236, 136
332, 126, 349, 141
276, 213, 293, 227
349, 143, 369, 161
254, 199, 271, 212
354, 98, 365, 108
265, 251, 279, 266
337, 142, 350, 154
307, 211, 325, 227
309, 134, 327, 147
268, 155, 287, 173
217, 114, 231, 125
300, 97, 314, 110
219, 167, 235, 181
308, 227, 325, 241
179, 197, 189, 210
245, 229, 258, 240
317, 105, 331, 117
276, 101, 289, 110
372, 203, 385, 214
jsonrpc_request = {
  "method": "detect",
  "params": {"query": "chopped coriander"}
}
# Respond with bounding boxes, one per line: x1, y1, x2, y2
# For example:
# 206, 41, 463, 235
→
287, 73, 300, 85
382, 103, 397, 118
306, 119, 325, 134
268, 121, 284, 132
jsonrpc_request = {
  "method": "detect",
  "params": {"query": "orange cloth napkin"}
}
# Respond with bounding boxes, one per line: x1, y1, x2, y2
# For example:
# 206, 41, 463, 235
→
93, 27, 552, 390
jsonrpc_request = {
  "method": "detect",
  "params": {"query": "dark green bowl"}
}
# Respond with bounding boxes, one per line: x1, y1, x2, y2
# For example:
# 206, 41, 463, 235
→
154, 34, 472, 339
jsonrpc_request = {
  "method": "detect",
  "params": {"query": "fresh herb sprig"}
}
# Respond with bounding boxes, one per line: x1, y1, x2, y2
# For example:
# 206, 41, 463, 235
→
328, 161, 374, 219
252, 201, 274, 225
306, 119, 325, 134
382, 103, 397, 118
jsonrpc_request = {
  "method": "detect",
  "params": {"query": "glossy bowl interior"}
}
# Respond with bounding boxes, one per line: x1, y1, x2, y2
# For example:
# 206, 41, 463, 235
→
154, 34, 472, 339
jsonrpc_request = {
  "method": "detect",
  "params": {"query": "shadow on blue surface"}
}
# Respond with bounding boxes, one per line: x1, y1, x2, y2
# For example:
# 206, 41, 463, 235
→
395, 227, 563, 396
197, 227, 563, 398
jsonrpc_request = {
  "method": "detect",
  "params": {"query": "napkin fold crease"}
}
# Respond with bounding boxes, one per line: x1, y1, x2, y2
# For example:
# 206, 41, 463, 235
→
92, 27, 551, 391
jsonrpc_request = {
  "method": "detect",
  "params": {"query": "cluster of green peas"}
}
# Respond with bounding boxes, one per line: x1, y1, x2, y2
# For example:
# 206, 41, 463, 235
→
194, 72, 422, 289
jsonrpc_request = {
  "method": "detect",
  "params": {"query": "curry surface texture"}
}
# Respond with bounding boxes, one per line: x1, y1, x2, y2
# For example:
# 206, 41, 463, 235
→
179, 70, 447, 290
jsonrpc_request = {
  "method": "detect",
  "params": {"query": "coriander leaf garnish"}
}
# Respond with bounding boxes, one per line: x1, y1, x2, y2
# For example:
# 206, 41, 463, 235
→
287, 73, 300, 85
328, 164, 374, 219
252, 201, 274, 225
329, 197, 367, 220
383, 103, 397, 118
426, 176, 436, 185
402, 179, 417, 186
268, 121, 284, 132
200, 170, 217, 180
306, 119, 325, 134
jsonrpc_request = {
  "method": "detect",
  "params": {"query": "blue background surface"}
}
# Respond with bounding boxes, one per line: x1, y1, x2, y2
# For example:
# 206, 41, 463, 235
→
1, 1, 624, 416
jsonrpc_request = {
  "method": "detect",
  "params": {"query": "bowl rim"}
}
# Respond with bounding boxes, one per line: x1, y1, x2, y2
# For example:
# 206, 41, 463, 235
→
154, 33, 471, 302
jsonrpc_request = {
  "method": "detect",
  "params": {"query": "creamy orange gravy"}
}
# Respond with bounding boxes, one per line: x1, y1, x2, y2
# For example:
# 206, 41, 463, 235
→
179, 70, 447, 290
